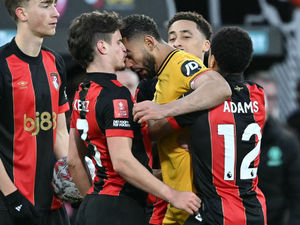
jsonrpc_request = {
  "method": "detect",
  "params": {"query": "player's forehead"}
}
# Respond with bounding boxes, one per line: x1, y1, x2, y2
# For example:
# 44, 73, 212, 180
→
168, 20, 199, 34
123, 37, 143, 53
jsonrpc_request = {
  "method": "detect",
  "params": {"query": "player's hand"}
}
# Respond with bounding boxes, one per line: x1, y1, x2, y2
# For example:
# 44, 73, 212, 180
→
177, 135, 191, 152
168, 190, 201, 215
133, 101, 167, 123
4, 190, 40, 225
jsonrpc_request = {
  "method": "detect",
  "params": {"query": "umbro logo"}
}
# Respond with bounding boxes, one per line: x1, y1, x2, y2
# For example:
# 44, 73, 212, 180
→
15, 204, 22, 212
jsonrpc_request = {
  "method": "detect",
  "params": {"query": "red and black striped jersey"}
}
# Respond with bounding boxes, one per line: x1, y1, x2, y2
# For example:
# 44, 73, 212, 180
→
70, 73, 151, 206
172, 76, 267, 225
0, 39, 69, 211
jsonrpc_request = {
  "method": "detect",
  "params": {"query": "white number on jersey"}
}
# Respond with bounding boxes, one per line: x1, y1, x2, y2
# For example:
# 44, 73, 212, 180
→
218, 123, 262, 181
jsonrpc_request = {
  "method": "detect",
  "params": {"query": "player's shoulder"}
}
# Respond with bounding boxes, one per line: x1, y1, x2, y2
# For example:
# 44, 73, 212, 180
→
0, 41, 14, 62
101, 79, 132, 100
41, 46, 64, 64
172, 50, 206, 77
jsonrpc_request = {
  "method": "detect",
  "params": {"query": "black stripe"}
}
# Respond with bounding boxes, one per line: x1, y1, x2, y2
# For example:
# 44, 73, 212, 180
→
32, 61, 56, 209
232, 82, 265, 225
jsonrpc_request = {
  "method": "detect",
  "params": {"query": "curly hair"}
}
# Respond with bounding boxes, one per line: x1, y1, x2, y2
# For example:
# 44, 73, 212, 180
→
168, 11, 212, 40
211, 26, 253, 74
121, 14, 161, 41
68, 11, 122, 69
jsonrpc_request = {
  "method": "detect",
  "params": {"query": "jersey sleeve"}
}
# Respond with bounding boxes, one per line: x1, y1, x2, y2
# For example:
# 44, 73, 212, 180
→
96, 87, 134, 138
55, 54, 69, 113
154, 57, 209, 104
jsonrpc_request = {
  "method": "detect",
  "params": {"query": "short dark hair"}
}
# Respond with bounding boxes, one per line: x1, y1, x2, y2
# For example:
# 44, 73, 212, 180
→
68, 11, 122, 69
4, 0, 29, 21
168, 11, 212, 40
211, 26, 253, 74
121, 14, 161, 41
4, 0, 57, 22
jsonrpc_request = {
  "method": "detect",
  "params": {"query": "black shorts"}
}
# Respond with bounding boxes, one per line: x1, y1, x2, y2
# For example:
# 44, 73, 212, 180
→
75, 194, 147, 225
0, 206, 70, 225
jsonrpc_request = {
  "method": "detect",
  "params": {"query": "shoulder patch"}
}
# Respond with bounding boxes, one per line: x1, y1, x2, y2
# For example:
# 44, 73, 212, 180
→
113, 99, 129, 118
181, 60, 201, 77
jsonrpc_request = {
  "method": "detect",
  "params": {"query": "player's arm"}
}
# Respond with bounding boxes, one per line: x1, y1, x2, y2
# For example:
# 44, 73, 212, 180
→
0, 158, 39, 221
54, 113, 69, 159
67, 128, 92, 196
0, 159, 17, 196
107, 136, 200, 215
133, 70, 231, 123
147, 110, 199, 142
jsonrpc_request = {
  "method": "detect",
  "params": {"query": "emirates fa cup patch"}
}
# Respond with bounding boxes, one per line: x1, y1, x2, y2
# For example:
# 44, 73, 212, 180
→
50, 73, 60, 90
113, 99, 129, 118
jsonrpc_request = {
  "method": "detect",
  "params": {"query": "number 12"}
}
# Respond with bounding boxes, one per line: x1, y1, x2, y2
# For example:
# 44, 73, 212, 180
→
218, 123, 262, 181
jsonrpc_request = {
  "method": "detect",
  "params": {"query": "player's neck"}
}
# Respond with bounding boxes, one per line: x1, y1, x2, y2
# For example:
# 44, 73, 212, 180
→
15, 28, 43, 57
154, 42, 174, 72
86, 60, 116, 74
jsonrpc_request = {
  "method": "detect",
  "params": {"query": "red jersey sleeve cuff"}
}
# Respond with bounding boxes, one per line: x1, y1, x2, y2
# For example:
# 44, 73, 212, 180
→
167, 117, 182, 131
58, 102, 70, 114
106, 129, 134, 138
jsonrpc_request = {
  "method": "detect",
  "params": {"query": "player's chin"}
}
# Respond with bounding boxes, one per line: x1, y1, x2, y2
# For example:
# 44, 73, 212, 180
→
116, 64, 126, 71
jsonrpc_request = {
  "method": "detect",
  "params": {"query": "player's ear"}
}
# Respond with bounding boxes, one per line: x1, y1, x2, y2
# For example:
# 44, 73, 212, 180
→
15, 7, 27, 22
203, 40, 210, 53
144, 35, 155, 51
96, 40, 108, 55
208, 53, 216, 68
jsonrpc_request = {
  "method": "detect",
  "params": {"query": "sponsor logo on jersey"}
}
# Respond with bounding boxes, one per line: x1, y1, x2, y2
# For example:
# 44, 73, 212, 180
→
50, 73, 59, 90
17, 81, 28, 89
234, 85, 244, 91
113, 99, 129, 118
24, 112, 57, 136
223, 100, 259, 113
113, 120, 130, 128
181, 60, 201, 77
73, 99, 89, 112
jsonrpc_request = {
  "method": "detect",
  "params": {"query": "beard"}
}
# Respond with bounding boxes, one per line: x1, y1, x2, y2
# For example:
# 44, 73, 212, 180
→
139, 51, 156, 79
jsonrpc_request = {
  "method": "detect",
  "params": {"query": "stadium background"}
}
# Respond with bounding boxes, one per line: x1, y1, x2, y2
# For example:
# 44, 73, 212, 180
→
0, 0, 299, 121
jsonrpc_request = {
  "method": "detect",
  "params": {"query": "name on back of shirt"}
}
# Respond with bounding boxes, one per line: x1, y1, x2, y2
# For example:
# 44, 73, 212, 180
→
223, 100, 259, 113
73, 99, 89, 112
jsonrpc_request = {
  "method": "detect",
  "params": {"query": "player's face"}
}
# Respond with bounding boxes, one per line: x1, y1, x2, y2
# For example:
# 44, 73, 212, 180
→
22, 0, 60, 37
122, 37, 156, 79
109, 30, 127, 71
168, 20, 209, 60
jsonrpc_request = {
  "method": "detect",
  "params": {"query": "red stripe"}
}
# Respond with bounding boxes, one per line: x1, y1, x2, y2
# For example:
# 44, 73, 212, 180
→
106, 129, 134, 138
190, 69, 211, 89
246, 84, 267, 224
7, 55, 36, 205
140, 122, 153, 167
209, 100, 246, 225
111, 79, 123, 87
167, 117, 182, 131
58, 102, 69, 114
41, 50, 59, 146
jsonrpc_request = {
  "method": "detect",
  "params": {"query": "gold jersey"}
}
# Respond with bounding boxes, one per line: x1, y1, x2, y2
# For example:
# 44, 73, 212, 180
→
154, 50, 209, 225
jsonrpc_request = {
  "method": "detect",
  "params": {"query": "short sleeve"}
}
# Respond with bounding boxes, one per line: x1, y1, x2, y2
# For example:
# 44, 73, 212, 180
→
96, 87, 134, 138
55, 53, 69, 113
